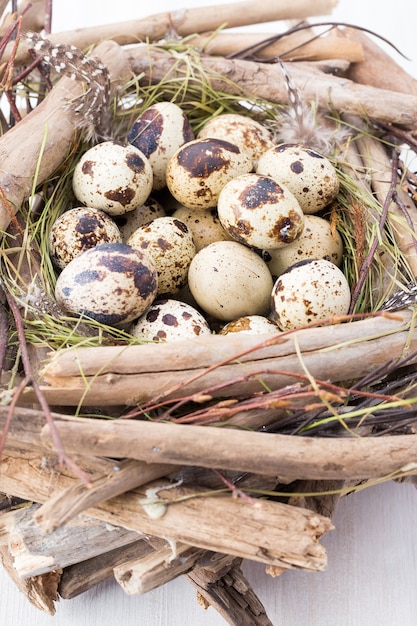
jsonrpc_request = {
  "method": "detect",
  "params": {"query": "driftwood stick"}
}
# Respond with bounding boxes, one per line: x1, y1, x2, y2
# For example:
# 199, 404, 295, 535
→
114, 542, 208, 595
344, 28, 417, 96
58, 539, 154, 599
34, 458, 178, 534
186, 556, 273, 626
0, 447, 333, 571
1, 503, 143, 578
36, 312, 417, 406
189, 29, 364, 62
9, 0, 339, 65
39, 415, 417, 482
128, 46, 417, 128
0, 545, 60, 615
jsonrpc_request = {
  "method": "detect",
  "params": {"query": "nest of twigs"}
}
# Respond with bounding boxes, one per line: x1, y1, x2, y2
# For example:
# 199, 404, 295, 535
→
2, 1, 417, 624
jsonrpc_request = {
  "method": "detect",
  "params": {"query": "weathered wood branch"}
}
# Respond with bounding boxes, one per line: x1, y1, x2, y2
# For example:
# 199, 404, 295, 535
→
127, 46, 417, 127
38, 414, 417, 482
9, 0, 338, 65
0, 503, 143, 577
0, 446, 332, 571
34, 312, 416, 406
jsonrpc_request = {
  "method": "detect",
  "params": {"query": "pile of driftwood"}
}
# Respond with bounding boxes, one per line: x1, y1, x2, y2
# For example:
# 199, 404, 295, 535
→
2, 1, 417, 624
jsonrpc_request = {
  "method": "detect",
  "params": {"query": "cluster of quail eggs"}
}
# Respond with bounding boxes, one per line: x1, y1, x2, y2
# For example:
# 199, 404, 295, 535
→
49, 100, 351, 342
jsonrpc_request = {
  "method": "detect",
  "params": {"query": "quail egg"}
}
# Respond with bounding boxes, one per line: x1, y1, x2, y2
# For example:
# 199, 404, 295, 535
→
130, 298, 211, 342
256, 143, 340, 214
128, 101, 195, 190
188, 241, 273, 321
49, 206, 122, 270
55, 242, 158, 326
115, 197, 166, 242
197, 113, 274, 168
72, 141, 153, 216
270, 258, 351, 331
263, 214, 344, 277
127, 216, 196, 295
219, 315, 279, 335
166, 138, 253, 210
217, 173, 304, 250
172, 206, 233, 251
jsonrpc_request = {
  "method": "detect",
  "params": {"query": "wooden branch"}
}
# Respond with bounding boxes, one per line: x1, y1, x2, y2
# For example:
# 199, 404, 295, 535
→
128, 46, 417, 128
58, 539, 154, 599
114, 542, 208, 595
0, 39, 130, 232
0, 446, 333, 571
34, 458, 178, 533
35, 311, 417, 406
1, 503, 143, 578
39, 414, 417, 482
186, 556, 273, 626
0, 545, 60, 615
344, 28, 417, 96
9, 0, 338, 65
189, 29, 364, 62
0, 0, 45, 37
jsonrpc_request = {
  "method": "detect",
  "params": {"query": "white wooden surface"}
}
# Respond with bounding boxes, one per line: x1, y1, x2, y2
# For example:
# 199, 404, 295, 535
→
2, 1, 417, 624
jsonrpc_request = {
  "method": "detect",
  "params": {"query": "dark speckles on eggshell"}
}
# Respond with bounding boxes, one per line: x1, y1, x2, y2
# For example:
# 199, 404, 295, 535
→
74, 269, 101, 284
238, 176, 284, 209
161, 313, 178, 327
177, 139, 238, 178
104, 187, 136, 207
290, 160, 304, 174
81, 160, 95, 176
128, 110, 163, 157
173, 219, 189, 234
126, 152, 146, 173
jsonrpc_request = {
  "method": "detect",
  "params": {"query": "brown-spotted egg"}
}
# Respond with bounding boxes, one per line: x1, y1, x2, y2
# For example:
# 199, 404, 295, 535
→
271, 258, 351, 331
115, 197, 166, 242
130, 298, 211, 342
256, 143, 340, 214
263, 214, 343, 277
217, 173, 304, 250
197, 113, 274, 168
127, 216, 196, 295
49, 207, 122, 270
188, 241, 273, 321
166, 138, 253, 210
219, 315, 279, 335
55, 243, 158, 326
172, 206, 233, 251
128, 101, 195, 191
72, 141, 153, 216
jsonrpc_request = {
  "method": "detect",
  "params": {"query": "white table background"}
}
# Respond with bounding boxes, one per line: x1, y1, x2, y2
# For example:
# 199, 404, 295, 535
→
2, 1, 417, 624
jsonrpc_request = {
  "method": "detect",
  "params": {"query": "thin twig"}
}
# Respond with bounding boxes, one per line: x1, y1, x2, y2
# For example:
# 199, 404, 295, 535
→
349, 147, 400, 312
2, 287, 92, 486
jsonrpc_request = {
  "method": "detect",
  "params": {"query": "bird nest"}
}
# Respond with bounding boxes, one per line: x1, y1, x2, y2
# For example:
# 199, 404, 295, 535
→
2, 1, 417, 624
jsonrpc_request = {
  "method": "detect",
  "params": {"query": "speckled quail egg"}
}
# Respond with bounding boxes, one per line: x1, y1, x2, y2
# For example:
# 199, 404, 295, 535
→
128, 101, 195, 191
188, 241, 274, 321
263, 214, 344, 277
217, 173, 304, 250
172, 206, 233, 251
256, 143, 340, 214
115, 197, 166, 242
130, 298, 211, 342
49, 207, 122, 270
166, 138, 253, 210
197, 113, 274, 168
270, 258, 351, 331
219, 315, 279, 335
55, 243, 158, 326
127, 216, 196, 295
72, 141, 153, 216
